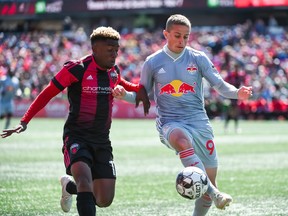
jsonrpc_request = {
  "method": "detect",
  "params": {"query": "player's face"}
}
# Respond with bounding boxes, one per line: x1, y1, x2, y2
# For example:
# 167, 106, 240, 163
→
92, 39, 120, 70
163, 24, 190, 54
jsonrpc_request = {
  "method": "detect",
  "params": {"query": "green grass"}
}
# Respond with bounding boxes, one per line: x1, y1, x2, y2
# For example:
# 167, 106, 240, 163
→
0, 118, 288, 216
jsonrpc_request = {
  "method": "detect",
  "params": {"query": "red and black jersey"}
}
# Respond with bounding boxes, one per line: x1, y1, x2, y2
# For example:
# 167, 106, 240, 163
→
21, 54, 140, 145
54, 54, 121, 144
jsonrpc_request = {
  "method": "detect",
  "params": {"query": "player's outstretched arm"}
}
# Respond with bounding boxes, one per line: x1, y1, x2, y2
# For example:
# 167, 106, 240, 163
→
1, 81, 60, 139
1, 121, 27, 138
237, 86, 253, 100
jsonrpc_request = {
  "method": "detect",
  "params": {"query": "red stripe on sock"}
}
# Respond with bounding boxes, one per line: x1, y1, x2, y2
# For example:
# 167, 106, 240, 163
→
179, 148, 195, 159
202, 194, 212, 201
190, 162, 199, 166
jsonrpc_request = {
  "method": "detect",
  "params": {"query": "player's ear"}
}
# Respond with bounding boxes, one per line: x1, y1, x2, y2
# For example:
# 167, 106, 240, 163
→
91, 42, 96, 53
163, 30, 168, 39
91, 41, 99, 53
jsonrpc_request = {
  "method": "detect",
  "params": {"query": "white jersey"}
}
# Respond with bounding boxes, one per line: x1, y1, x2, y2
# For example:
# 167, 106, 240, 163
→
140, 46, 234, 129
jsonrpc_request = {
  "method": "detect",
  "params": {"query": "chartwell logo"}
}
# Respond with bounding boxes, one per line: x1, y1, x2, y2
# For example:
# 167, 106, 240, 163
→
82, 86, 111, 94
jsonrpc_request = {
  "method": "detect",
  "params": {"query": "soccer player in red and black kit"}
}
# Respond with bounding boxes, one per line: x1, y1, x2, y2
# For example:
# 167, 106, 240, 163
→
224, 64, 246, 133
1, 26, 149, 216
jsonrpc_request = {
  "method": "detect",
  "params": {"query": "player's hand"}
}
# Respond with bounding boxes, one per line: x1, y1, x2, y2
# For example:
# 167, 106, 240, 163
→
112, 85, 126, 99
1, 122, 27, 138
238, 86, 253, 100
136, 86, 150, 116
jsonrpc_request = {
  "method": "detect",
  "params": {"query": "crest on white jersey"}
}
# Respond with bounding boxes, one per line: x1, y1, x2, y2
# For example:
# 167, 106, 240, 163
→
186, 64, 198, 73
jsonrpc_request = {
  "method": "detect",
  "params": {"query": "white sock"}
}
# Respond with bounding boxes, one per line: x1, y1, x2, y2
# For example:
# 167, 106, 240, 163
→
192, 194, 212, 216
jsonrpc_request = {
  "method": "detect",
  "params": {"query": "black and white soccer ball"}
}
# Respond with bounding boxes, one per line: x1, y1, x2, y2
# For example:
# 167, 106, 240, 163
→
176, 166, 209, 200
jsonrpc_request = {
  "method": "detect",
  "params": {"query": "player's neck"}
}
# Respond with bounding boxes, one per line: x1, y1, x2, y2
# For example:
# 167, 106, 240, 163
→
163, 45, 184, 60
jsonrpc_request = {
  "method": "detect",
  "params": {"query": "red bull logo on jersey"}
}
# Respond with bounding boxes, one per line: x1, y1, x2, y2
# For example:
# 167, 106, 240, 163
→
159, 80, 196, 97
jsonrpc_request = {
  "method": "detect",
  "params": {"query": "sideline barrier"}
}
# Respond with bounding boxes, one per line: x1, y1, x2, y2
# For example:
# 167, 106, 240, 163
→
14, 98, 288, 120
14, 99, 156, 119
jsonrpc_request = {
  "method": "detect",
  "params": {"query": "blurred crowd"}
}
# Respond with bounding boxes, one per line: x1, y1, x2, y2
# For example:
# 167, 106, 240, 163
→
0, 17, 287, 120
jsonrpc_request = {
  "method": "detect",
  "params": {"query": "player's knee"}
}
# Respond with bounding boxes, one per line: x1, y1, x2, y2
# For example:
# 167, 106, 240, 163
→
96, 197, 113, 207
169, 129, 191, 150
75, 176, 93, 192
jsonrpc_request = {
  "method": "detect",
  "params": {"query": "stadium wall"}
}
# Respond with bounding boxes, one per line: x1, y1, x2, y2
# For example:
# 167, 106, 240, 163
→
14, 99, 157, 119
13, 99, 288, 120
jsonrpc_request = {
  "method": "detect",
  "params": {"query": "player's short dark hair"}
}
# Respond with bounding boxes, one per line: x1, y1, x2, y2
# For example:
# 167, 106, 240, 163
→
90, 26, 120, 46
165, 14, 191, 31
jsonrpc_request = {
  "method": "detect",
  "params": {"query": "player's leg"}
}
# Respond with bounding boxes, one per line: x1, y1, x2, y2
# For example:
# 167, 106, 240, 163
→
224, 112, 229, 133
192, 130, 232, 211
161, 123, 216, 195
234, 106, 240, 133
192, 166, 232, 215
71, 161, 96, 216
91, 146, 116, 207
168, 127, 215, 215
160, 123, 231, 213
192, 167, 216, 216
0, 114, 4, 129
5, 112, 12, 129
59, 177, 116, 210
61, 140, 96, 215
192, 193, 212, 216
5, 101, 14, 129
0, 103, 7, 129
60, 140, 77, 212
92, 179, 115, 207
161, 123, 210, 180
60, 175, 76, 212
206, 168, 232, 210
224, 112, 232, 133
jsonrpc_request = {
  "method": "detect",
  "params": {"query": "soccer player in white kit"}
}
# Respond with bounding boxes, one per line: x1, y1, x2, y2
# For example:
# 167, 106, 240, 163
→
136, 14, 252, 215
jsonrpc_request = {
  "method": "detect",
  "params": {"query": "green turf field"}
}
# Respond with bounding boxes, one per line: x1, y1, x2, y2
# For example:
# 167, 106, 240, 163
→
0, 118, 287, 216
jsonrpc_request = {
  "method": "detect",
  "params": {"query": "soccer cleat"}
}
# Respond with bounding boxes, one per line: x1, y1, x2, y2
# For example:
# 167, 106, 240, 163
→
60, 175, 73, 212
212, 191, 233, 210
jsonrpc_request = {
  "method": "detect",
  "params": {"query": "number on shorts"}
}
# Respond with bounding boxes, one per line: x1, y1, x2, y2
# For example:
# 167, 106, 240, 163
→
206, 140, 214, 155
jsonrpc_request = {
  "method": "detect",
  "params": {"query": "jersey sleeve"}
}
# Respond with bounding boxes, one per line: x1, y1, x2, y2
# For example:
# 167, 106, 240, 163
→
140, 58, 154, 93
213, 81, 238, 99
197, 52, 238, 99
21, 65, 79, 124
21, 81, 61, 124
113, 64, 140, 92
52, 66, 79, 90
119, 77, 140, 92
197, 52, 224, 87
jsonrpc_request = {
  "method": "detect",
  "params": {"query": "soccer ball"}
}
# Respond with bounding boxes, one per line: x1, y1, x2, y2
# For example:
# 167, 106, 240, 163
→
176, 166, 208, 200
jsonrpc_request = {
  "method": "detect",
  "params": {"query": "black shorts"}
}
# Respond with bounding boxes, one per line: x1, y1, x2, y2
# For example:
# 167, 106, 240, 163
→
62, 136, 116, 179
